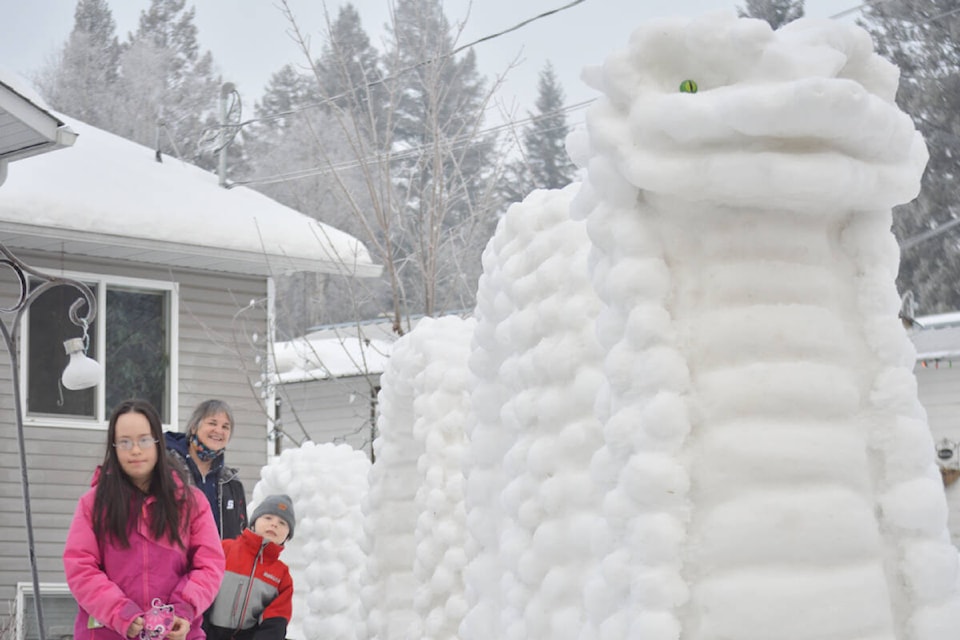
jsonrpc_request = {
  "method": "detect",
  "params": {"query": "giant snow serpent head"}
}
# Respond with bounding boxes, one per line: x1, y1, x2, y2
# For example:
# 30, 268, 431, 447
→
569, 12, 927, 213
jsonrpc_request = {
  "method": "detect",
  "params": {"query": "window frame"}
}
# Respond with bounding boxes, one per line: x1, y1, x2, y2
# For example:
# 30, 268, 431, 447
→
14, 582, 75, 640
20, 269, 179, 430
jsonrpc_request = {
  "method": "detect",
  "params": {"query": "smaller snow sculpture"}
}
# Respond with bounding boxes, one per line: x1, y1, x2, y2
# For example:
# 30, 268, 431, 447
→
253, 441, 370, 640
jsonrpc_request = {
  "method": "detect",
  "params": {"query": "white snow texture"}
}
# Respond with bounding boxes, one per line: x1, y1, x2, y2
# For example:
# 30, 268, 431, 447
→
254, 11, 960, 640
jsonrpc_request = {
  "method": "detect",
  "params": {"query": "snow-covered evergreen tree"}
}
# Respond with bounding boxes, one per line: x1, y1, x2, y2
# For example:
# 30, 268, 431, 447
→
248, 65, 319, 154
35, 0, 120, 128
524, 63, 576, 190
315, 3, 384, 129
243, 59, 384, 335
116, 0, 222, 169
501, 62, 577, 203
383, 0, 499, 319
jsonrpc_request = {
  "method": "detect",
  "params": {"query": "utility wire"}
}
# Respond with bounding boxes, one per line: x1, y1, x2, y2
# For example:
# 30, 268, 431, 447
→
233, 0, 956, 190
230, 0, 880, 187
830, 1, 890, 20
902, 215, 960, 251
239, 117, 581, 187
832, 0, 960, 25
927, 6, 960, 24
231, 99, 593, 187
226, 0, 588, 132
450, 0, 586, 57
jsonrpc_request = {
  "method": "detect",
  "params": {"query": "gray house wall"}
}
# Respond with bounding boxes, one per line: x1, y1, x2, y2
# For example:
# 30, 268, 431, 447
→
276, 373, 379, 458
0, 249, 269, 612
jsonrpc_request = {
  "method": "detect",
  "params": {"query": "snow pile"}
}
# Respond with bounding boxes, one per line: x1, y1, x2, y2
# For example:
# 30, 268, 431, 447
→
568, 11, 958, 640
461, 185, 605, 640
360, 316, 475, 639
251, 442, 370, 640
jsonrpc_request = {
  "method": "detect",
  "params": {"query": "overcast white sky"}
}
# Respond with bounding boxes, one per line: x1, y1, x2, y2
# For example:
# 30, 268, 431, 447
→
3, 0, 857, 121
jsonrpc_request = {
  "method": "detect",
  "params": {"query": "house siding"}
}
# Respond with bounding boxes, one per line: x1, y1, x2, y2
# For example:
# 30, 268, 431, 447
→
276, 374, 379, 458
913, 362, 960, 547
0, 249, 269, 609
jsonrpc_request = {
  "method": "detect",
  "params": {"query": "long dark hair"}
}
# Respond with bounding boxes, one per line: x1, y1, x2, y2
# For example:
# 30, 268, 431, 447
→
92, 399, 192, 548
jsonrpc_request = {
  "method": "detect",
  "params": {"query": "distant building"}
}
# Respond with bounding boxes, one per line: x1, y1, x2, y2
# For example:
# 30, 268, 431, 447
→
909, 312, 960, 547
271, 318, 396, 459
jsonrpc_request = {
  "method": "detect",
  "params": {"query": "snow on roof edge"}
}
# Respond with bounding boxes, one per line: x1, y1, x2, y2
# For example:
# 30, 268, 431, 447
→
0, 66, 58, 116
0, 112, 381, 277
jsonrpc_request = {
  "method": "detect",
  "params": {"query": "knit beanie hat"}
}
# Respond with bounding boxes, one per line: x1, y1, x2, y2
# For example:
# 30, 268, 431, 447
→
250, 494, 296, 541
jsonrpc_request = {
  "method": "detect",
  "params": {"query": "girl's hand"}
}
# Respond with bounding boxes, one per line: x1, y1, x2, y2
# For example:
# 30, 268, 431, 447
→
166, 616, 190, 640
126, 616, 144, 638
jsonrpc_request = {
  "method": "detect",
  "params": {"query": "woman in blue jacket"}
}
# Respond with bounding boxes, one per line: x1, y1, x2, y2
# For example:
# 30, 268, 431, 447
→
165, 399, 247, 539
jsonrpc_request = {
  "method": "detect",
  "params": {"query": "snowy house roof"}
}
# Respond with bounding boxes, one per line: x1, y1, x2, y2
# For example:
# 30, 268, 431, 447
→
271, 312, 472, 383
272, 318, 397, 384
0, 69, 77, 184
0, 72, 379, 279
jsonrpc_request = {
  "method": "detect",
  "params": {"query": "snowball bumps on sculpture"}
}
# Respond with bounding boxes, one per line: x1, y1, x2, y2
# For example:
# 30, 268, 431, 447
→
569, 11, 958, 640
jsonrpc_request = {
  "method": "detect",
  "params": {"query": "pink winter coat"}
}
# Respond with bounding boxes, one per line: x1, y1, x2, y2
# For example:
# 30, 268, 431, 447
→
63, 469, 226, 640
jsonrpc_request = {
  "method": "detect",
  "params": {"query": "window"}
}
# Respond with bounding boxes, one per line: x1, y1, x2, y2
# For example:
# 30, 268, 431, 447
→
15, 583, 76, 640
24, 272, 177, 427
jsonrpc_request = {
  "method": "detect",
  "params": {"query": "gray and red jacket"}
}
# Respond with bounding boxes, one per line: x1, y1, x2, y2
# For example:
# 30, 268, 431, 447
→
203, 528, 293, 640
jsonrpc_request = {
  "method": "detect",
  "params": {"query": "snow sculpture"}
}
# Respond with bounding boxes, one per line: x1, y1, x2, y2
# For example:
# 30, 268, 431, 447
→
568, 12, 960, 640
252, 442, 369, 640
461, 185, 606, 640
361, 331, 422, 640
409, 317, 474, 639
361, 316, 475, 640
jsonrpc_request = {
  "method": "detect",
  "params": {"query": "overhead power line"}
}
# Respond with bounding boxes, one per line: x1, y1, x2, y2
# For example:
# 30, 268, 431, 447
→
901, 216, 960, 251
450, 0, 587, 57
230, 99, 594, 188
829, 0, 903, 20
831, 0, 960, 25
927, 6, 960, 24
232, 0, 895, 144
233, 0, 942, 189
830, 2, 885, 20
229, 0, 589, 132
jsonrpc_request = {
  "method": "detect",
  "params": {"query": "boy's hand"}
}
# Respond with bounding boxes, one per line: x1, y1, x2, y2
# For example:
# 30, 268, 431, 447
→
166, 616, 190, 640
126, 616, 144, 638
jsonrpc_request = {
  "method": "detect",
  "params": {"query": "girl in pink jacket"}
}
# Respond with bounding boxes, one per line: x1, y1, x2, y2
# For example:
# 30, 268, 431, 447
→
64, 399, 225, 640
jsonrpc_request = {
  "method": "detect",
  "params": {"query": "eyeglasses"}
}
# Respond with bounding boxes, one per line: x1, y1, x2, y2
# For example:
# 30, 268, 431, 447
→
113, 436, 159, 451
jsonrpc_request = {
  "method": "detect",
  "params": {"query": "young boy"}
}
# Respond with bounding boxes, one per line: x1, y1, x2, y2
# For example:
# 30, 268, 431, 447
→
203, 494, 296, 640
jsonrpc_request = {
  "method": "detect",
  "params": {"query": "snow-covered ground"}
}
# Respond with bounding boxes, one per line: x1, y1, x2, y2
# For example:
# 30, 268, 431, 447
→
253, 12, 960, 640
